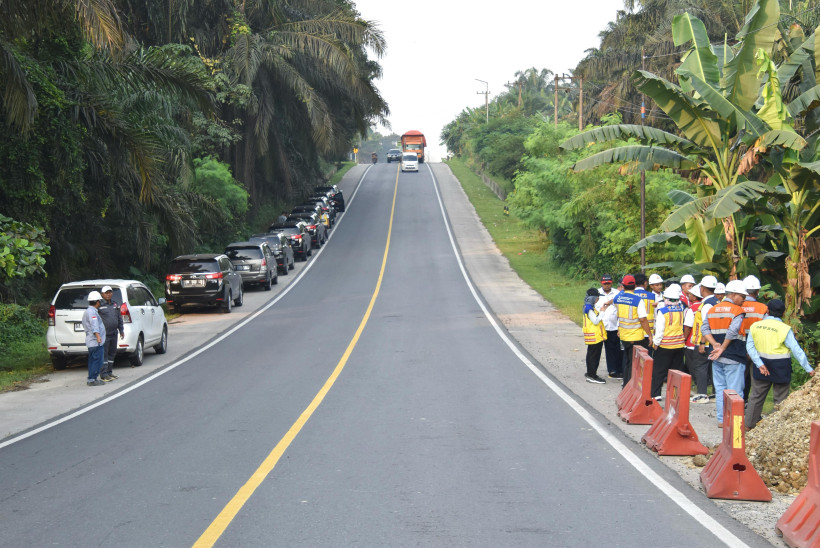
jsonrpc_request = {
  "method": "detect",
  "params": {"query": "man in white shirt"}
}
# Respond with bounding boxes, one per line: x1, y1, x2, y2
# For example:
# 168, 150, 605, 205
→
596, 274, 621, 378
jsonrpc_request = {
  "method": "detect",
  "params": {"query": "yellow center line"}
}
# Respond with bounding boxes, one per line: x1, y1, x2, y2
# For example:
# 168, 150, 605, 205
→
193, 169, 399, 548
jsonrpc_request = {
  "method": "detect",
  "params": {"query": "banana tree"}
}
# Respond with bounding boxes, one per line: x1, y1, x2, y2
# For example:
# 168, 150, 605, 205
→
561, 0, 792, 280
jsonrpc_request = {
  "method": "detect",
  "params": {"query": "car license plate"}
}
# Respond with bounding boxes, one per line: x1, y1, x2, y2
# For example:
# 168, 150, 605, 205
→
235, 265, 249, 271
74, 322, 84, 332
182, 279, 205, 288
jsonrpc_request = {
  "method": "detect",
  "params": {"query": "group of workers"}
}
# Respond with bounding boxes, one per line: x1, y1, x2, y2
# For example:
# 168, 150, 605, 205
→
582, 272, 816, 429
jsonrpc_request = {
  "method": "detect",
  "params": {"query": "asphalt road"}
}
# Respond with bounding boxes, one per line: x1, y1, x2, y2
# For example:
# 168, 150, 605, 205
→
0, 163, 765, 546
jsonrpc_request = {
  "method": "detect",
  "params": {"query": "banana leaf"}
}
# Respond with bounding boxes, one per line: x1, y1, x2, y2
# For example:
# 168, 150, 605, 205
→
777, 33, 815, 89
723, 0, 780, 111
759, 130, 807, 151
673, 14, 719, 88
571, 145, 696, 172
660, 180, 771, 230
627, 231, 688, 253
668, 189, 695, 206
787, 85, 820, 116
755, 251, 785, 265
559, 124, 696, 151
678, 69, 769, 137
685, 217, 715, 263
632, 70, 723, 149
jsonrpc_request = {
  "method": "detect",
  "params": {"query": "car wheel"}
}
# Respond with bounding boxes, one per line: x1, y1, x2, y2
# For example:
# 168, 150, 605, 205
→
129, 335, 144, 366
307, 246, 312, 257
153, 326, 168, 354
173, 303, 183, 314
289, 257, 295, 269
223, 290, 232, 313
273, 270, 278, 285
51, 356, 68, 370
234, 285, 244, 307
264, 273, 272, 291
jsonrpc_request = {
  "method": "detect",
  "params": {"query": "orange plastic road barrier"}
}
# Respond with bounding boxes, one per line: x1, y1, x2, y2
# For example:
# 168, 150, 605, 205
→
700, 390, 771, 501
642, 369, 707, 456
776, 421, 820, 546
615, 346, 662, 425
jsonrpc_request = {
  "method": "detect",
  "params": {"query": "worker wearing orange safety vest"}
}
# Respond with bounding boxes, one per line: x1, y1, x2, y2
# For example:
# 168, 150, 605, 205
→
582, 288, 607, 384
739, 275, 768, 400
683, 284, 710, 402
613, 274, 651, 387
701, 279, 748, 426
651, 284, 685, 399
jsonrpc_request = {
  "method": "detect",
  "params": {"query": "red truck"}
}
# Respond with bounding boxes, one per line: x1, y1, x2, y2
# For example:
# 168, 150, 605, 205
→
401, 130, 426, 163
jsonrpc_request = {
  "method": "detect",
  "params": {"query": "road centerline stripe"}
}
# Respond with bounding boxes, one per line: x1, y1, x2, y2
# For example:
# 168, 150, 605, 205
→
192, 167, 400, 548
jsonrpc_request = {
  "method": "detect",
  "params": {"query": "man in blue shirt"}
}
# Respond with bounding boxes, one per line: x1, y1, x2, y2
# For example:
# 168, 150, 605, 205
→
82, 291, 106, 386
744, 299, 816, 429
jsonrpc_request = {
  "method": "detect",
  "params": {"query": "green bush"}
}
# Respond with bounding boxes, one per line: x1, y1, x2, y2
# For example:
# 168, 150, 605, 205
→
0, 304, 45, 347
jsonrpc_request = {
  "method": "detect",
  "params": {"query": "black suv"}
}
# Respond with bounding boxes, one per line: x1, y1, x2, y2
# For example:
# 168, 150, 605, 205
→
224, 241, 278, 290
386, 148, 402, 163
269, 222, 312, 261
165, 254, 244, 313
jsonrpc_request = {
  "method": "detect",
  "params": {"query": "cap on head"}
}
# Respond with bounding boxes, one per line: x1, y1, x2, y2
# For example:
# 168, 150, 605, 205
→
648, 274, 663, 285
680, 274, 696, 285
601, 274, 613, 283
743, 275, 761, 291
715, 282, 726, 294
725, 279, 748, 296
700, 275, 717, 289
689, 284, 702, 299
622, 274, 636, 286
88, 291, 103, 302
767, 298, 786, 316
663, 283, 682, 300
101, 285, 113, 293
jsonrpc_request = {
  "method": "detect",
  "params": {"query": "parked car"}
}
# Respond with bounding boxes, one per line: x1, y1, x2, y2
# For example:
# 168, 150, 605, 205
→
314, 185, 345, 212
386, 148, 402, 163
224, 241, 278, 290
269, 222, 312, 260
46, 279, 168, 370
165, 254, 244, 313
401, 152, 419, 173
286, 213, 326, 248
307, 195, 337, 225
295, 203, 332, 230
249, 233, 294, 274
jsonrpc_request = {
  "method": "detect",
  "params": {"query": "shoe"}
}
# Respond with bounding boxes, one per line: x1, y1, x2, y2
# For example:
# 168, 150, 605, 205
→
717, 423, 723, 429
608, 372, 623, 379
653, 396, 663, 402
690, 394, 709, 403
108, 373, 119, 380
87, 380, 105, 386
100, 375, 113, 382
585, 374, 606, 384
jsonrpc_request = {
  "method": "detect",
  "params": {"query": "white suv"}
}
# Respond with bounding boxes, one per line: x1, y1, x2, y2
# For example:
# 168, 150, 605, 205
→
46, 279, 168, 370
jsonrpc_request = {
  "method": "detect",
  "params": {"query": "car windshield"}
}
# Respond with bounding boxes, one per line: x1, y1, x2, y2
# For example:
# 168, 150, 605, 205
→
276, 227, 301, 236
55, 287, 124, 309
403, 154, 416, 162
389, 149, 400, 154
170, 260, 219, 273
225, 247, 263, 261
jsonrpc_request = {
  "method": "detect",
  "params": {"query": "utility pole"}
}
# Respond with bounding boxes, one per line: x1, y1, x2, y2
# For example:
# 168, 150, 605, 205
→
554, 74, 584, 129
554, 74, 559, 128
475, 79, 489, 123
640, 48, 646, 270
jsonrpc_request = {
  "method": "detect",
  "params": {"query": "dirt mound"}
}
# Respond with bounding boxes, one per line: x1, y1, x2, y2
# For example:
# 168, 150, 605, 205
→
746, 374, 820, 494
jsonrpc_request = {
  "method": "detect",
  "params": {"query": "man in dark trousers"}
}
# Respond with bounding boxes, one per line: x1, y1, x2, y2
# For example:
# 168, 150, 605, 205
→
596, 274, 622, 379
98, 285, 124, 381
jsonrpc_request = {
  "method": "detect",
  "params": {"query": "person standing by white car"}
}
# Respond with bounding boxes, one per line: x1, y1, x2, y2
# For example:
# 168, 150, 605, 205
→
82, 291, 106, 386
98, 285, 123, 381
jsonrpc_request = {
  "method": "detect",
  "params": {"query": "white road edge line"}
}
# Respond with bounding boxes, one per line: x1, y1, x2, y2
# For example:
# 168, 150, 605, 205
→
426, 164, 748, 548
0, 167, 373, 451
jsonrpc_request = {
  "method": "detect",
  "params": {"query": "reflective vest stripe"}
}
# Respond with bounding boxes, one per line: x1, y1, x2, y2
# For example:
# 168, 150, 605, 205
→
659, 306, 685, 348
739, 301, 768, 341
759, 351, 791, 360
582, 312, 606, 345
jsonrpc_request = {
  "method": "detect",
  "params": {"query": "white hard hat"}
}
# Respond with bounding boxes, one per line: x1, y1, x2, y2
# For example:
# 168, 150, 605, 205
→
88, 291, 103, 302
700, 275, 717, 289
744, 275, 761, 291
663, 283, 682, 300
725, 279, 748, 296
689, 284, 702, 299
648, 274, 664, 285
101, 285, 113, 293
715, 282, 726, 294
680, 274, 696, 285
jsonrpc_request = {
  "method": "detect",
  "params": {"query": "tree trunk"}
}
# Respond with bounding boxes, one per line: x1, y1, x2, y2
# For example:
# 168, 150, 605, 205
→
785, 229, 811, 330
723, 216, 738, 280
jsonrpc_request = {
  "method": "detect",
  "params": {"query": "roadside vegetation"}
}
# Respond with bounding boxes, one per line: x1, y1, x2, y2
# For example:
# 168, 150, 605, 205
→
442, 0, 820, 382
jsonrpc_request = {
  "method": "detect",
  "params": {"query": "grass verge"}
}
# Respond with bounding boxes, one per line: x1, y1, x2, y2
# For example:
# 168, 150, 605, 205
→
0, 337, 51, 392
446, 158, 593, 325
329, 161, 355, 185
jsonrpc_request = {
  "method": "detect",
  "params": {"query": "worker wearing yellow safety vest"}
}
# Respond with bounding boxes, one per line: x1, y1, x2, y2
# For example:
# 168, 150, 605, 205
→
739, 275, 768, 401
582, 288, 607, 384
744, 299, 816, 429
633, 273, 656, 339
651, 284, 686, 400
612, 274, 652, 387
683, 284, 710, 403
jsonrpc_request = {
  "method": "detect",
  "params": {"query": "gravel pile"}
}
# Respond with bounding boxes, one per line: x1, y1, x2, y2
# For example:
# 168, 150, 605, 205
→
746, 375, 820, 495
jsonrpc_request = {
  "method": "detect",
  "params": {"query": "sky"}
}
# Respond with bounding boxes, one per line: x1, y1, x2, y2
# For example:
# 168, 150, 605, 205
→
351, 0, 627, 161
